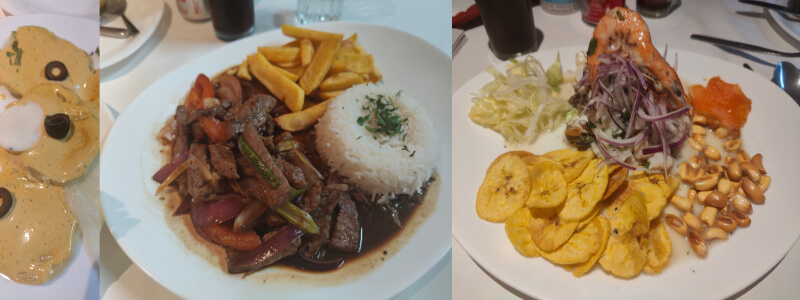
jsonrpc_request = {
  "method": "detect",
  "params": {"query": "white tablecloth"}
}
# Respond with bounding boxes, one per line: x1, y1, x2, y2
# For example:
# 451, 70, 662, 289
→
99, 1, 451, 299
452, 0, 800, 299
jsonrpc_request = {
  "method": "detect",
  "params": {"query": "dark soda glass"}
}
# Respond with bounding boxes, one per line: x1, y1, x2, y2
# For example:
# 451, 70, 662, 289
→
636, 0, 673, 18
475, 0, 537, 60
208, 0, 255, 41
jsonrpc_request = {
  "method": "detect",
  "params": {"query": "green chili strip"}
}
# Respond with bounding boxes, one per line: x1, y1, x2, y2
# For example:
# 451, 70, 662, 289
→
238, 136, 282, 188
276, 194, 319, 235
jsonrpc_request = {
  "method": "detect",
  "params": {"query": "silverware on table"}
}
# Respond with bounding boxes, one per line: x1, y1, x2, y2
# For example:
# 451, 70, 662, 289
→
100, 26, 131, 38
105, 0, 139, 36
740, 0, 800, 17
453, 29, 467, 57
772, 61, 800, 105
690, 34, 800, 57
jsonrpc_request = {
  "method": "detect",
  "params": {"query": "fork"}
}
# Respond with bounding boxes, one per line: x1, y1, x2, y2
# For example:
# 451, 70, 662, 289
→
690, 34, 800, 57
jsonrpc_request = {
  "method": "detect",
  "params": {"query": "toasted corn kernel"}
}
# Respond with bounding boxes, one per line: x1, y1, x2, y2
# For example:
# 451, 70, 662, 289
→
737, 149, 750, 164
732, 195, 752, 214
688, 137, 703, 152
700, 206, 718, 227
743, 177, 765, 204
724, 156, 736, 165
705, 145, 721, 161
713, 127, 728, 139
704, 191, 728, 208
671, 195, 693, 212
731, 209, 751, 227
679, 162, 692, 183
693, 173, 720, 191
718, 178, 731, 195
705, 227, 728, 241
723, 139, 741, 153
688, 189, 697, 202
751, 153, 766, 175
693, 125, 707, 136
727, 161, 742, 182
741, 162, 761, 184
688, 230, 707, 258
693, 133, 707, 147
684, 212, 703, 232
693, 115, 707, 125
697, 190, 712, 205
759, 175, 771, 193
665, 214, 687, 236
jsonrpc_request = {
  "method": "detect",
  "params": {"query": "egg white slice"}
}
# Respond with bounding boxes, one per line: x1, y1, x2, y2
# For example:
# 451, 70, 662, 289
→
0, 101, 44, 152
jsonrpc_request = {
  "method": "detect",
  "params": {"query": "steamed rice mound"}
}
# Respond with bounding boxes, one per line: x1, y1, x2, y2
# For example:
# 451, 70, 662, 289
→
315, 84, 437, 195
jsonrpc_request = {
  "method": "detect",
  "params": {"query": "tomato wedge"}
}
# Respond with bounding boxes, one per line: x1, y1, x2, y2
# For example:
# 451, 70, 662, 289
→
199, 116, 228, 143
185, 74, 215, 113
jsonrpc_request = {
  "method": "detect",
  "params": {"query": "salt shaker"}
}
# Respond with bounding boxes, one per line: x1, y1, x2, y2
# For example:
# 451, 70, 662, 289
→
176, 0, 211, 21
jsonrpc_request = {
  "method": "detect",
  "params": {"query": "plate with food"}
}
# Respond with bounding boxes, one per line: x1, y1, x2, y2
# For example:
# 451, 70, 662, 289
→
100, 22, 451, 299
99, 0, 165, 69
0, 15, 100, 299
452, 8, 800, 299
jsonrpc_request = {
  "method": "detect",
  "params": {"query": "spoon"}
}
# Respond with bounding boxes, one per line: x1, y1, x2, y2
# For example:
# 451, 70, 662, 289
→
772, 61, 800, 105
105, 0, 139, 35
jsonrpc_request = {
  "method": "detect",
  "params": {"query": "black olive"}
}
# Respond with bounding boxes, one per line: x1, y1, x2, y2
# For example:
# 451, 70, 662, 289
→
0, 188, 12, 219
45, 61, 68, 81
45, 113, 70, 139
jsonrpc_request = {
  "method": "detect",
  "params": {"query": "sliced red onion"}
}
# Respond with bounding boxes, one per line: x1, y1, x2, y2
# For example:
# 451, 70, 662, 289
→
152, 146, 189, 183
191, 193, 247, 226
227, 225, 303, 274
289, 254, 344, 271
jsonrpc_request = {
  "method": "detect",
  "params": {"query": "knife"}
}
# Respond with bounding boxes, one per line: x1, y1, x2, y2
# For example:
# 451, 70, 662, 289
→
740, 0, 800, 16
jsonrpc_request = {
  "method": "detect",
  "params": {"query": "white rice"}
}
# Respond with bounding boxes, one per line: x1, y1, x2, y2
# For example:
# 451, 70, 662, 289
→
315, 83, 437, 195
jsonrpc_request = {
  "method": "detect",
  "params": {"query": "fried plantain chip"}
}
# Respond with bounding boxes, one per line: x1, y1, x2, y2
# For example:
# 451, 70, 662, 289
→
603, 164, 628, 201
534, 215, 604, 265
505, 208, 540, 257
634, 182, 667, 221
643, 220, 672, 274
569, 216, 610, 277
530, 216, 579, 253
598, 234, 647, 278
559, 159, 609, 221
609, 191, 649, 237
527, 159, 568, 208
476, 153, 531, 222
576, 204, 601, 231
542, 149, 595, 183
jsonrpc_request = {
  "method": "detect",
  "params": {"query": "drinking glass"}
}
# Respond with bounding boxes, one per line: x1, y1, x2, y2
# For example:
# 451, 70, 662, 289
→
208, 0, 255, 41
297, 0, 344, 24
475, 0, 538, 60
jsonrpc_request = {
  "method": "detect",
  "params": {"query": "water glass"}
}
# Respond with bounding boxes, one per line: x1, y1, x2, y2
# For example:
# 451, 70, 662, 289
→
297, 0, 344, 24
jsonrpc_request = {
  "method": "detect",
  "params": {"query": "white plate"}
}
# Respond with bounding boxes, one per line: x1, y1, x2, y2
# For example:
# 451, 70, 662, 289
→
101, 22, 451, 299
452, 46, 800, 299
0, 15, 99, 299
99, 0, 164, 69
0, 0, 99, 20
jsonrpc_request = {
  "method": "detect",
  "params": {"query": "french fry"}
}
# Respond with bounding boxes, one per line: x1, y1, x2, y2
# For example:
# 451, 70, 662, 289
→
226, 66, 237, 75
283, 65, 307, 77
248, 53, 305, 112
319, 72, 363, 92
236, 59, 252, 81
281, 24, 344, 42
258, 46, 300, 63
300, 39, 314, 67
275, 60, 301, 68
353, 43, 367, 55
338, 53, 374, 74
282, 39, 302, 47
328, 59, 346, 75
369, 66, 382, 83
275, 66, 300, 82
345, 33, 357, 43
340, 40, 356, 55
299, 38, 340, 94
318, 90, 342, 100
275, 100, 330, 132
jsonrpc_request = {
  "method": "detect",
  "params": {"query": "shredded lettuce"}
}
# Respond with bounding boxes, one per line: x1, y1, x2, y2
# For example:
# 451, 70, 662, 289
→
469, 55, 576, 146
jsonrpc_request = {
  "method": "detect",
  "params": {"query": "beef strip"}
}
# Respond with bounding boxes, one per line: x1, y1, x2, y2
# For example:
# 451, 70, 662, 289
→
329, 196, 361, 253
241, 122, 291, 209
300, 183, 348, 256
187, 105, 226, 124
280, 160, 307, 190
299, 182, 322, 213
173, 105, 190, 158
187, 144, 215, 202
208, 144, 239, 179
191, 122, 205, 142
225, 95, 276, 138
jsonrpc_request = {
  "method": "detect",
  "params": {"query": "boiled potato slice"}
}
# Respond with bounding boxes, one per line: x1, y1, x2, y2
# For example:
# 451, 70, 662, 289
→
559, 159, 608, 221
568, 216, 610, 277
274, 100, 330, 132
543, 149, 595, 183
526, 159, 567, 208
530, 216, 579, 253
258, 46, 300, 63
534, 215, 604, 265
609, 191, 649, 237
476, 153, 531, 222
281, 24, 344, 42
643, 220, 672, 274
504, 208, 540, 258
248, 53, 304, 112
299, 38, 340, 94
599, 234, 647, 278
300, 39, 314, 67
319, 72, 363, 92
